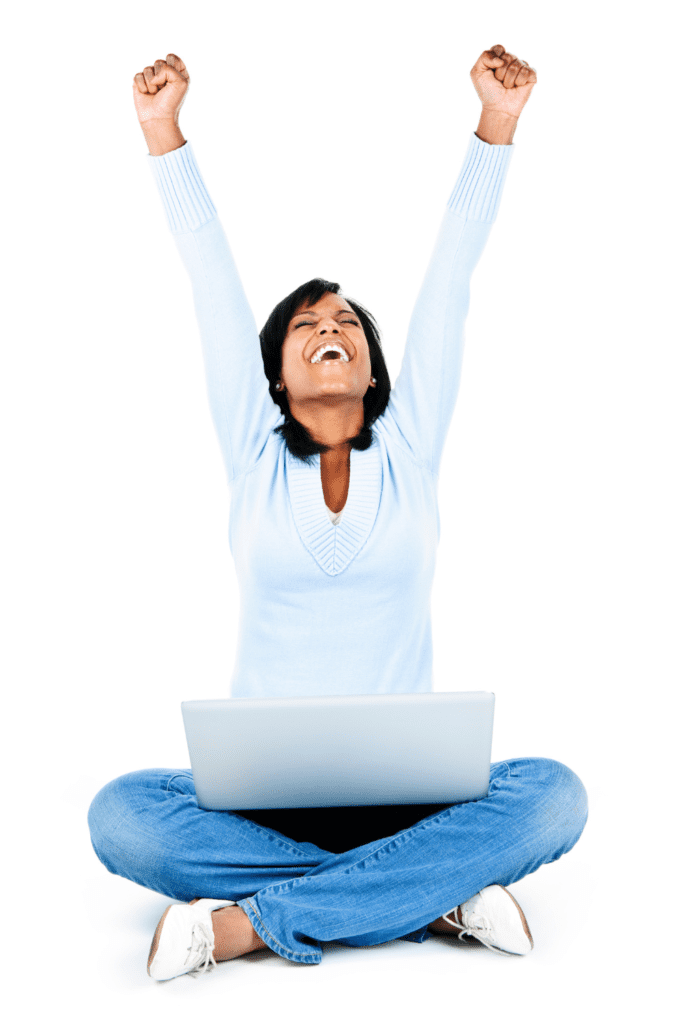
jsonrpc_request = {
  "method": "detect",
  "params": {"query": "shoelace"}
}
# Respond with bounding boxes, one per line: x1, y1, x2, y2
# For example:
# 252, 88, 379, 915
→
184, 921, 218, 977
441, 909, 515, 958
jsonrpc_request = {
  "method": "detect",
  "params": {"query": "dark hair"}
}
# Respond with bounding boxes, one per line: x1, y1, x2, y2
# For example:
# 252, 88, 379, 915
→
259, 278, 391, 463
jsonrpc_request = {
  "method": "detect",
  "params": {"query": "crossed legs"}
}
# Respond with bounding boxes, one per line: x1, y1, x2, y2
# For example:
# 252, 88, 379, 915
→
88, 758, 587, 964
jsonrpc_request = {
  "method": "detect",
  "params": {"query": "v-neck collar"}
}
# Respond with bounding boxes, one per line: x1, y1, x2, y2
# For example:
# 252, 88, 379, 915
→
286, 439, 382, 576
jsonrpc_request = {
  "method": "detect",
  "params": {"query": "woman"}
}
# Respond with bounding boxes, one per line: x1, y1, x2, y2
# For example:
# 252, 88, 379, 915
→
88, 45, 588, 980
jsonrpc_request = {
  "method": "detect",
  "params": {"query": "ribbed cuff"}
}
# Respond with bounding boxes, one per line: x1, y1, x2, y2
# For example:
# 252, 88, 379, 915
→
147, 140, 217, 233
447, 132, 514, 222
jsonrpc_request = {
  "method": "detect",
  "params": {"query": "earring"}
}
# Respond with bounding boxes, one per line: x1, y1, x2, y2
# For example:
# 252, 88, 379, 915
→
275, 381, 284, 391
371, 377, 376, 385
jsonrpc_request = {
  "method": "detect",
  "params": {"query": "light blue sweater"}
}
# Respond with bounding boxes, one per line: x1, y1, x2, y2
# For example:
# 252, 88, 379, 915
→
148, 134, 514, 698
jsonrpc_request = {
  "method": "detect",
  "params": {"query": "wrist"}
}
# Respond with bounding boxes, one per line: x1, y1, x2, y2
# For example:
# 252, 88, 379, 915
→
475, 108, 518, 146
139, 118, 186, 156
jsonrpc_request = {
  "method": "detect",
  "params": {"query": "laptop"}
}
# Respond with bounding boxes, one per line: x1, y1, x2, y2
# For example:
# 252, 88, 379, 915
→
182, 691, 495, 810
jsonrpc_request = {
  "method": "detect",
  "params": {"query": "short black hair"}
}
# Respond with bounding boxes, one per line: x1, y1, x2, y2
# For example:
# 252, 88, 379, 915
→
259, 277, 391, 463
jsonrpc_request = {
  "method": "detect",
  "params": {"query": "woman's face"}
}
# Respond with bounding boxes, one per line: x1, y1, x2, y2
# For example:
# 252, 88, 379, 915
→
279, 292, 377, 405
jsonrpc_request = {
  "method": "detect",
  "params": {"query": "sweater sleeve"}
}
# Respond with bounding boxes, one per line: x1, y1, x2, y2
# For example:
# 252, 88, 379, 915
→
147, 142, 282, 484
383, 132, 514, 476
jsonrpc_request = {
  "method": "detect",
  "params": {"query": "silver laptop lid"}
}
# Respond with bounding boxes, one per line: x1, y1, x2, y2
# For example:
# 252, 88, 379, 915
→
182, 691, 494, 810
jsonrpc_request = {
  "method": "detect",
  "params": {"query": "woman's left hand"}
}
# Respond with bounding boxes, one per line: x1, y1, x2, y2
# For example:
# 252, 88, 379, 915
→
471, 45, 537, 120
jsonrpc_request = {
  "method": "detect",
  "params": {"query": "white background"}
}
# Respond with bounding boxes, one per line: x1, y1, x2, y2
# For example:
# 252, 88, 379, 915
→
2, 0, 679, 1019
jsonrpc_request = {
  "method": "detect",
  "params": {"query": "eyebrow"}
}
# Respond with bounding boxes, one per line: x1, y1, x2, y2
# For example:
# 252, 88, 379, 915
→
293, 309, 356, 318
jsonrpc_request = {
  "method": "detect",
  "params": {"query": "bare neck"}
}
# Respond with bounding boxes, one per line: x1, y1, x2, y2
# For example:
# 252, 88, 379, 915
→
287, 396, 365, 451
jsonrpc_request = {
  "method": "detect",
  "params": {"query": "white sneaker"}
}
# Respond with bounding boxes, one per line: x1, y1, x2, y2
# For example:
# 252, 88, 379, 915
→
147, 898, 236, 980
442, 884, 534, 956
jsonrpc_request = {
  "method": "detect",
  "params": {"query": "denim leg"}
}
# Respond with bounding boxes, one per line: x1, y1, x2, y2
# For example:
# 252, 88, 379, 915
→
238, 758, 588, 963
87, 769, 331, 902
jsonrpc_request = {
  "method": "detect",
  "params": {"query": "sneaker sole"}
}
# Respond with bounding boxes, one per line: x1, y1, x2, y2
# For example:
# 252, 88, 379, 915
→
148, 904, 174, 976
495, 885, 534, 954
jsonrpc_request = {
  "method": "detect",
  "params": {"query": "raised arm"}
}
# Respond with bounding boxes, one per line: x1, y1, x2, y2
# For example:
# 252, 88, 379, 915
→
385, 46, 537, 476
133, 55, 280, 484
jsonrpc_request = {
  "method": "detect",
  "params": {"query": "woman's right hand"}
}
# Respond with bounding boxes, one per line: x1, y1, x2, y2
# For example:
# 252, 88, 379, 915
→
133, 53, 189, 125
133, 54, 189, 155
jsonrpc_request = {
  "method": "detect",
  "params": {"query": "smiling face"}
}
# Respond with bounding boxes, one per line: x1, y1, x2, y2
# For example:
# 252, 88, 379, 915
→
279, 292, 377, 406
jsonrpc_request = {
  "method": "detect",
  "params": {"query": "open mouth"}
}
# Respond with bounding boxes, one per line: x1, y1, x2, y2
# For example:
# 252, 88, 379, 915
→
309, 343, 350, 364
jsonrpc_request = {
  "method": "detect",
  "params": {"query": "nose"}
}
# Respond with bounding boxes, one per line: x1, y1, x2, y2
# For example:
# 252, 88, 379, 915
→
318, 318, 340, 335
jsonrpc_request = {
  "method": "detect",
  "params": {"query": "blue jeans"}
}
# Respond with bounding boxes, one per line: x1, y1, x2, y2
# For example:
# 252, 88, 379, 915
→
88, 758, 587, 964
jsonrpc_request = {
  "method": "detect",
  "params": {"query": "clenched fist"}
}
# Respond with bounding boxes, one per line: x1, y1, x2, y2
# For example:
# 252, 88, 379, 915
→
133, 53, 190, 126
133, 54, 190, 155
471, 45, 537, 120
